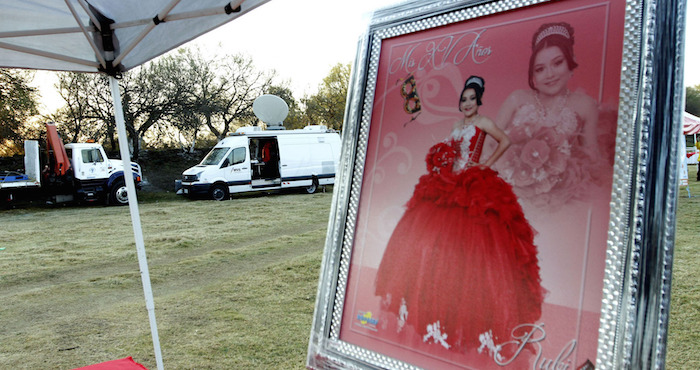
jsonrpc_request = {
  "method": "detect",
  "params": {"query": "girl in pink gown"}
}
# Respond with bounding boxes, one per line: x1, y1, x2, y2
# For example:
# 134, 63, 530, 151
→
494, 22, 615, 210
374, 76, 544, 353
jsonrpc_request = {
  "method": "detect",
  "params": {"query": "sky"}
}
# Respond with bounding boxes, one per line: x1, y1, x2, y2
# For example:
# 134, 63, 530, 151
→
194, 0, 404, 95
684, 0, 700, 87
30, 0, 700, 115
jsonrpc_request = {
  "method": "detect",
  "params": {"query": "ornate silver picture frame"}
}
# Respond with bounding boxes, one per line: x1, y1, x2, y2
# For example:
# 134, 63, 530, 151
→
308, 0, 686, 369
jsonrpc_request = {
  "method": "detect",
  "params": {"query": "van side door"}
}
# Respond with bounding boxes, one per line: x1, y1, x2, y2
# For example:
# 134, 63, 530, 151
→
221, 146, 251, 193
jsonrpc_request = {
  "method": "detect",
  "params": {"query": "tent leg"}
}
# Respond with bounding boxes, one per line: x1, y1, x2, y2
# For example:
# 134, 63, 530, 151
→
110, 76, 164, 370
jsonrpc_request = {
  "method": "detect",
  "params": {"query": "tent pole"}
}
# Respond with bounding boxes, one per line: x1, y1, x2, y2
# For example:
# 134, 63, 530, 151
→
109, 76, 164, 370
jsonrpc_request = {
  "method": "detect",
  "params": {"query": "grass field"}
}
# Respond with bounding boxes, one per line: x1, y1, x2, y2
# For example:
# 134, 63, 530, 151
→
0, 173, 698, 369
667, 172, 700, 370
1, 190, 331, 369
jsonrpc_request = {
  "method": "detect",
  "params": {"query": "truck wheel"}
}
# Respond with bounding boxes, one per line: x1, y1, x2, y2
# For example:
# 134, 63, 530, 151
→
210, 184, 229, 201
109, 179, 129, 205
305, 178, 318, 194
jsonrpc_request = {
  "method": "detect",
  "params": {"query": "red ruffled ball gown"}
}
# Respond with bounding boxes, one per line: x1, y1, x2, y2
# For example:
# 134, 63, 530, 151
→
374, 124, 544, 353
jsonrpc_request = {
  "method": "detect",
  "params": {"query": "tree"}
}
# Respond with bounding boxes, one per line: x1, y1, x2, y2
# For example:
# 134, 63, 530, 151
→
302, 63, 350, 131
686, 85, 700, 117
160, 48, 277, 145
0, 69, 40, 155
57, 55, 192, 159
55, 73, 115, 148
164, 47, 226, 150
57, 69, 173, 159
215, 53, 276, 136
54, 48, 278, 156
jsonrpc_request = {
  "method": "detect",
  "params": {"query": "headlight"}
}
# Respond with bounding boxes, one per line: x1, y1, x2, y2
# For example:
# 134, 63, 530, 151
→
182, 171, 203, 182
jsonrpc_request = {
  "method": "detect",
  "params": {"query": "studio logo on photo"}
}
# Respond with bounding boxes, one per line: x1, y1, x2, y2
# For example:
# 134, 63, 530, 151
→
355, 311, 379, 331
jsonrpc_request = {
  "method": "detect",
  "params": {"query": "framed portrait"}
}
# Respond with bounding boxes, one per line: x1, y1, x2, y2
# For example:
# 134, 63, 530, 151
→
308, 0, 686, 369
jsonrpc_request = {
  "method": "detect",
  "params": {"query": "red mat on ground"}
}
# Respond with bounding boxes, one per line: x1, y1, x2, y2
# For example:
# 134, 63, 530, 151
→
72, 357, 148, 370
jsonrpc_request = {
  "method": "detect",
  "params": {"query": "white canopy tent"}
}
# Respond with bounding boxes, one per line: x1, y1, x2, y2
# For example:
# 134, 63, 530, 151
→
0, 0, 269, 73
0, 1, 270, 368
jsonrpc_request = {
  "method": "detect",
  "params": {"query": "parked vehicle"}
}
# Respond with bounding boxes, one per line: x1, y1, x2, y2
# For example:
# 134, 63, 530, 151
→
1, 123, 142, 207
177, 125, 341, 200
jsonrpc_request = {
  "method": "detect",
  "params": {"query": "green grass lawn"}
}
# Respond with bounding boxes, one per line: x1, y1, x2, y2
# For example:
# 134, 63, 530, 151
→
0, 172, 697, 369
667, 168, 700, 370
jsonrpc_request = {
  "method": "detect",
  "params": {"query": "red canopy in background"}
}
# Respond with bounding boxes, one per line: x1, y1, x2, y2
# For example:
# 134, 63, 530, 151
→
684, 111, 700, 135
73, 357, 148, 370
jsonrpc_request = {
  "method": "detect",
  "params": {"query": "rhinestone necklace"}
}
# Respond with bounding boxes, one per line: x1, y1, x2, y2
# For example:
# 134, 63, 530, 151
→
535, 89, 570, 121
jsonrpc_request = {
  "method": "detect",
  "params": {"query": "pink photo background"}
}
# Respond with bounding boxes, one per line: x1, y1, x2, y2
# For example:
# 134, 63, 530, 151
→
340, 0, 626, 368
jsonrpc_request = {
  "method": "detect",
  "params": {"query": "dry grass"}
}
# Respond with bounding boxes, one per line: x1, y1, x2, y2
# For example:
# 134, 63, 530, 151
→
0, 190, 331, 369
667, 168, 700, 370
0, 165, 698, 369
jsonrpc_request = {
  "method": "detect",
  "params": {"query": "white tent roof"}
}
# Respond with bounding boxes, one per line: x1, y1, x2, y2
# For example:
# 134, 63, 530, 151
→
0, 0, 269, 75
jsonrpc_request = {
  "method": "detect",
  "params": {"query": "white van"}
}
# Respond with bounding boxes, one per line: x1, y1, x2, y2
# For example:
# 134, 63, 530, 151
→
177, 125, 341, 200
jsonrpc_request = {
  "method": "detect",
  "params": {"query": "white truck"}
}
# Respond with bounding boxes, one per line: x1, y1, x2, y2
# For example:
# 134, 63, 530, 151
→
0, 123, 142, 207
177, 125, 341, 200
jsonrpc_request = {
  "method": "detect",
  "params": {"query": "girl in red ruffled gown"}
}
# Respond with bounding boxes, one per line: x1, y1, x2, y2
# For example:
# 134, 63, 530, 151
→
374, 76, 544, 354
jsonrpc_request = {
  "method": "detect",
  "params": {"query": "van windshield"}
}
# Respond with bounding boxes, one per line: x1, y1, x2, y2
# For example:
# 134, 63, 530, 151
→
201, 147, 229, 165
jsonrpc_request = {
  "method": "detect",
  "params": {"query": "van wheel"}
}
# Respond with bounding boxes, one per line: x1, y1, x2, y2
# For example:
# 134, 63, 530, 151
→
109, 179, 129, 205
210, 184, 229, 201
305, 178, 318, 194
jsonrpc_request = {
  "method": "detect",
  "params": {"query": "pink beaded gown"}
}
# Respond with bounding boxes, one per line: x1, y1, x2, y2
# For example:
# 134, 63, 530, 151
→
495, 101, 616, 210
374, 124, 544, 352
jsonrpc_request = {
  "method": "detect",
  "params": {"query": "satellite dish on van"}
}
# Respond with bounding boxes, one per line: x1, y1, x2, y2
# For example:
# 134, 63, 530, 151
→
253, 95, 289, 130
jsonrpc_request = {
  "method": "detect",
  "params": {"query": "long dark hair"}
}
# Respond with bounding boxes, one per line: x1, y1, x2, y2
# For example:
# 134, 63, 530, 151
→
528, 22, 578, 91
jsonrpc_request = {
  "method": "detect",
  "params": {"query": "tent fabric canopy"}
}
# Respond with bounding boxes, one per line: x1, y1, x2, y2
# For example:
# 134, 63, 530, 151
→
0, 0, 269, 75
684, 111, 700, 135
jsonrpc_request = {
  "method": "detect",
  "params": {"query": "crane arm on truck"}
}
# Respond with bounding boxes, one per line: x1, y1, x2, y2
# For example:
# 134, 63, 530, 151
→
2, 122, 143, 208
46, 123, 71, 177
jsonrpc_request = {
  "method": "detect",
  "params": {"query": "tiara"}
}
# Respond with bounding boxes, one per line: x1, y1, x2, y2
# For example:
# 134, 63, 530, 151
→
535, 25, 571, 45
465, 76, 483, 88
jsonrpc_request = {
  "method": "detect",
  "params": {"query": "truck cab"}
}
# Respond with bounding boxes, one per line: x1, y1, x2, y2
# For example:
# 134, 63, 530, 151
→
64, 143, 143, 205
1, 123, 143, 207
